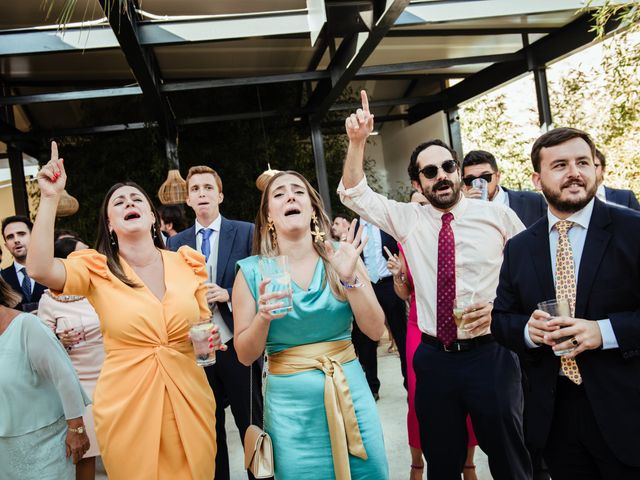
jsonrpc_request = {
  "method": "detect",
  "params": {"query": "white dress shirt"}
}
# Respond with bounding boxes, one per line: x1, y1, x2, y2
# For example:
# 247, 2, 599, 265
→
195, 216, 233, 343
339, 176, 525, 338
596, 184, 607, 203
493, 185, 510, 207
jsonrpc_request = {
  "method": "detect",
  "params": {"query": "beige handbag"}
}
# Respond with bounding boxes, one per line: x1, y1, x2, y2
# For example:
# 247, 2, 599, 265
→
243, 363, 274, 479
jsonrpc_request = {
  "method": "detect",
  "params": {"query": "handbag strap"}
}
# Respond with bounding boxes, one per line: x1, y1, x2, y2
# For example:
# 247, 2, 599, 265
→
249, 355, 267, 428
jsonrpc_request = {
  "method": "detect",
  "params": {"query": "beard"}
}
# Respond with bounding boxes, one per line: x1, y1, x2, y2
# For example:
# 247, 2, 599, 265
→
542, 177, 597, 214
423, 179, 462, 210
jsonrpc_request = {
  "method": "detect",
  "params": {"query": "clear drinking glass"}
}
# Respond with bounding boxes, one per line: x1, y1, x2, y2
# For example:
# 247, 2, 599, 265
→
56, 316, 87, 349
537, 298, 573, 356
471, 178, 489, 201
189, 319, 216, 367
258, 255, 293, 315
453, 292, 476, 330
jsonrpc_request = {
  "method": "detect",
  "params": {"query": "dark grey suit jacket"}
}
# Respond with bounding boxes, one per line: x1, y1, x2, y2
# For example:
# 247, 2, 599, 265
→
166, 216, 254, 331
503, 187, 547, 228
605, 186, 640, 211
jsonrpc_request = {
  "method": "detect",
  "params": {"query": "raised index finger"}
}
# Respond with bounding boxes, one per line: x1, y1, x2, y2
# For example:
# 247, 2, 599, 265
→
360, 90, 369, 114
383, 246, 393, 259
51, 141, 59, 161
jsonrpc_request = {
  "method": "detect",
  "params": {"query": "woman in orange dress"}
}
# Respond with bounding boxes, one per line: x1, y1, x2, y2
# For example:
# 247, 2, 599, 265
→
27, 142, 223, 480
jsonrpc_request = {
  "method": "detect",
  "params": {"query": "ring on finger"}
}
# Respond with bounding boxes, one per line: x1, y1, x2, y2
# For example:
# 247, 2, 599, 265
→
570, 337, 579, 347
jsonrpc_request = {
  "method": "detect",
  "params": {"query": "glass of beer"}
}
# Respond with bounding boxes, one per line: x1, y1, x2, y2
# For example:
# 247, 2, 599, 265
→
258, 255, 293, 315
189, 319, 216, 367
537, 298, 573, 356
453, 292, 476, 330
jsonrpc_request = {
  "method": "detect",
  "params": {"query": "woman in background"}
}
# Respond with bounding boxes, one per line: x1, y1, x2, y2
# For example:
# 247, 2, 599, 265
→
0, 276, 90, 479
38, 236, 105, 480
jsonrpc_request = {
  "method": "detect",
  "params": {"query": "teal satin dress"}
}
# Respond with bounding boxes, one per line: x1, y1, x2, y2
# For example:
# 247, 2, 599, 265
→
238, 256, 389, 479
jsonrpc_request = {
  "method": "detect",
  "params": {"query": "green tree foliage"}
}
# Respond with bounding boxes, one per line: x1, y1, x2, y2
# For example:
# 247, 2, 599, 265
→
459, 93, 537, 190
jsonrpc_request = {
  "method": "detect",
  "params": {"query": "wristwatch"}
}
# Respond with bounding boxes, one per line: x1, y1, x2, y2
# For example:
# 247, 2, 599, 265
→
68, 425, 85, 434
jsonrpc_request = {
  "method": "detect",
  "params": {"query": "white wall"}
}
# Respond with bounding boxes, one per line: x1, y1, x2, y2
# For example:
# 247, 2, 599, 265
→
362, 112, 449, 197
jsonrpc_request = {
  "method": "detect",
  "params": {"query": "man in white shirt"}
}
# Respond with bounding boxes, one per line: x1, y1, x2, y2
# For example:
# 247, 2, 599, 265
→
1, 215, 46, 312
462, 149, 547, 227
493, 128, 640, 479
166, 166, 264, 480
338, 91, 531, 479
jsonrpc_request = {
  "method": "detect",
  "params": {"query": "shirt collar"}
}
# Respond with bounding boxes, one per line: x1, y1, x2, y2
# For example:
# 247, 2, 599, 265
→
492, 185, 508, 205
425, 192, 468, 221
13, 260, 26, 273
547, 197, 595, 233
596, 184, 606, 202
195, 215, 221, 233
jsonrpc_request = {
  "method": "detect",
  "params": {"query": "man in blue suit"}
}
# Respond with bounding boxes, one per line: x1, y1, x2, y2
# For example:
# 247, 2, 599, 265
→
462, 150, 547, 227
167, 166, 264, 480
493, 128, 640, 479
594, 149, 640, 210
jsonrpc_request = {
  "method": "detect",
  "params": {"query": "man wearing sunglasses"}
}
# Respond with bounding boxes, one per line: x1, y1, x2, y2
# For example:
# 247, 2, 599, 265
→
462, 150, 547, 227
338, 91, 531, 479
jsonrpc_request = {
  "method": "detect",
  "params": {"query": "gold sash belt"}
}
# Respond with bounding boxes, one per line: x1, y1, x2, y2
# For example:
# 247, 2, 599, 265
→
268, 339, 367, 480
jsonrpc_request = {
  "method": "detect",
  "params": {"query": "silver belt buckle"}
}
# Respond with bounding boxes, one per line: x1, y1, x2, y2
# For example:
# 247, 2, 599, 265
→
443, 341, 462, 352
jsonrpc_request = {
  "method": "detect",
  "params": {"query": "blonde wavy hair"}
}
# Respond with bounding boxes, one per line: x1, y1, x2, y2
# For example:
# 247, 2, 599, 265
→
252, 171, 348, 301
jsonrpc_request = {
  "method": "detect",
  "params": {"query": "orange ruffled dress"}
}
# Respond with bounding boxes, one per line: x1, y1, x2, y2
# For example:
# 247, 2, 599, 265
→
58, 246, 216, 480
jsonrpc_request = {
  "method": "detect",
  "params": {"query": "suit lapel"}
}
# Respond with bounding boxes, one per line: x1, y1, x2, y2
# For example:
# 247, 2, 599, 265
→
4, 265, 21, 292
575, 200, 612, 318
529, 219, 556, 301
216, 217, 237, 285
185, 226, 197, 250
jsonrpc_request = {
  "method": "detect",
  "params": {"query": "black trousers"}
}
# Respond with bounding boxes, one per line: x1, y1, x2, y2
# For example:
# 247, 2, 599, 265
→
204, 339, 265, 480
352, 277, 408, 394
544, 377, 640, 480
414, 338, 532, 480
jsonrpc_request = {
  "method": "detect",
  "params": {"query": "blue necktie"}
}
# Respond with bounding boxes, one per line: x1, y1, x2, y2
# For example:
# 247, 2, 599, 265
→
20, 267, 32, 302
199, 228, 214, 262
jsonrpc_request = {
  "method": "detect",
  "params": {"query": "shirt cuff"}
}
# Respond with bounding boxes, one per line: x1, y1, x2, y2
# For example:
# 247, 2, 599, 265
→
337, 175, 369, 198
597, 319, 619, 349
227, 301, 233, 313
524, 323, 541, 349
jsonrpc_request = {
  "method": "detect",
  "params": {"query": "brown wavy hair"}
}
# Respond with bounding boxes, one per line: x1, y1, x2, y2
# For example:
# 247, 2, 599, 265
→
95, 182, 165, 288
0, 276, 21, 308
253, 171, 348, 301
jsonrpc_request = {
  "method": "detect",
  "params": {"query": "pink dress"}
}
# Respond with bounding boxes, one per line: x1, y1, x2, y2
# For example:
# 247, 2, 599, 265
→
400, 243, 477, 450
38, 290, 105, 458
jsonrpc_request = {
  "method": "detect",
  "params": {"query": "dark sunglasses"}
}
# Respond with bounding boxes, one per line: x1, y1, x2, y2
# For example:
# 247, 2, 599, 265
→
419, 159, 458, 179
462, 173, 493, 187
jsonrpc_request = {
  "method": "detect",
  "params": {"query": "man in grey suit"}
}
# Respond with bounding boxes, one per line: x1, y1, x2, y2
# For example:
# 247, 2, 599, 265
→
462, 150, 547, 227
166, 165, 265, 480
593, 149, 640, 210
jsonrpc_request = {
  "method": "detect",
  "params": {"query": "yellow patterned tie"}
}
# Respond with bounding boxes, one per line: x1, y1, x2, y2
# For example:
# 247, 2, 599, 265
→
555, 220, 582, 385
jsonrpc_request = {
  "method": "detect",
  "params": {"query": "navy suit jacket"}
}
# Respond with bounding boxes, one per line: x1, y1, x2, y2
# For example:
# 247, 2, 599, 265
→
605, 185, 640, 211
503, 187, 547, 228
1, 264, 46, 311
166, 216, 254, 331
492, 199, 640, 466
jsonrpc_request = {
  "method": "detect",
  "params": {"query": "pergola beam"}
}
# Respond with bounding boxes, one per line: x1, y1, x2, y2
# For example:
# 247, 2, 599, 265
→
408, 13, 621, 123
99, 0, 178, 166
307, 0, 410, 122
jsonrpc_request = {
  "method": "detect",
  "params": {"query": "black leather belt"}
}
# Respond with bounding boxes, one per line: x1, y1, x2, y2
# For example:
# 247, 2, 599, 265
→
421, 333, 494, 352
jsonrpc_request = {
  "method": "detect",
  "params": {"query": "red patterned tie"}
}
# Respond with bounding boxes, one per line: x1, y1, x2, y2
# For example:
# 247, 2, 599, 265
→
437, 212, 457, 347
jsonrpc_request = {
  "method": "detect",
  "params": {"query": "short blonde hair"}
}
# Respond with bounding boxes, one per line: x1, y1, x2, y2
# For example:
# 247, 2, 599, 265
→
186, 166, 223, 192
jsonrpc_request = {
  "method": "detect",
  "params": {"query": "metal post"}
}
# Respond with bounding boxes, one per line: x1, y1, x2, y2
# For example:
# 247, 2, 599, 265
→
533, 66, 553, 131
446, 107, 463, 161
309, 121, 332, 218
2, 92, 30, 217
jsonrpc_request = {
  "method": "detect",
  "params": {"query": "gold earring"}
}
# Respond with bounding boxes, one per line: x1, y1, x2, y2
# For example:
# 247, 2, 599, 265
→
310, 212, 326, 244
267, 217, 278, 250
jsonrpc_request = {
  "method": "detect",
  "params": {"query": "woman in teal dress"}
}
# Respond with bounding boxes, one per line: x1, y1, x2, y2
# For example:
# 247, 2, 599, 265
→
0, 276, 90, 479
233, 170, 389, 480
